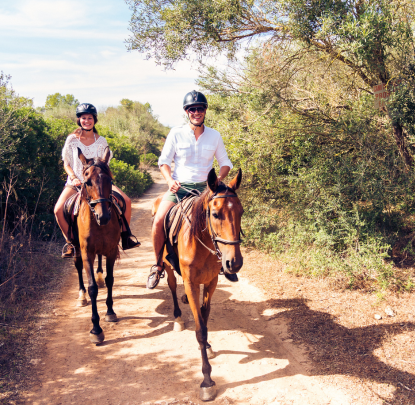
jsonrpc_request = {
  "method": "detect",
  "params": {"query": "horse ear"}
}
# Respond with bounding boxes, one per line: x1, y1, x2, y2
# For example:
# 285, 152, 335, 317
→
207, 168, 219, 192
78, 147, 88, 165
102, 147, 111, 164
228, 168, 242, 191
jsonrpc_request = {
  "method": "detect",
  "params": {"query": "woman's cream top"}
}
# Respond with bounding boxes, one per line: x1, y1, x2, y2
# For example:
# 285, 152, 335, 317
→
62, 134, 112, 186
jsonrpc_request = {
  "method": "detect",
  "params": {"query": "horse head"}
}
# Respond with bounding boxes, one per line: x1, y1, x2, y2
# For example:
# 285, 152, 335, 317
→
206, 168, 244, 274
78, 147, 113, 226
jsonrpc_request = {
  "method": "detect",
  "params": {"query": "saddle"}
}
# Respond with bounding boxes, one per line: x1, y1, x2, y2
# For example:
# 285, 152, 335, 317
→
163, 190, 201, 275
64, 190, 126, 245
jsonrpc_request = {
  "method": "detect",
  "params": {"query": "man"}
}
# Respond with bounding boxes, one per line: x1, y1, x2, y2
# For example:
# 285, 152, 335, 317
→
146, 90, 238, 289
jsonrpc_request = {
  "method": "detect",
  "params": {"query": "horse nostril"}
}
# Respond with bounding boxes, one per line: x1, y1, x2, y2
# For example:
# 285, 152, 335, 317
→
226, 260, 231, 270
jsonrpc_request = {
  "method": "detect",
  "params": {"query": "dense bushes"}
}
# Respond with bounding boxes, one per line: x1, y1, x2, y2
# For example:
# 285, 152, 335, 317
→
201, 57, 415, 292
110, 159, 153, 196
0, 85, 168, 288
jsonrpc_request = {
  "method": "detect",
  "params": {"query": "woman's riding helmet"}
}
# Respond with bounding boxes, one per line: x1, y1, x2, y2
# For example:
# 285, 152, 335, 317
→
183, 91, 208, 111
76, 103, 98, 117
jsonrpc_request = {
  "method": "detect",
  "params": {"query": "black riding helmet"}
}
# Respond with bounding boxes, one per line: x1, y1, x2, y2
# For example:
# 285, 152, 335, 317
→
183, 90, 208, 110
76, 103, 98, 117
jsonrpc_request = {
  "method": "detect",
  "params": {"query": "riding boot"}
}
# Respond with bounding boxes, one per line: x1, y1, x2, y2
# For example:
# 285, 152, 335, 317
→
121, 231, 141, 250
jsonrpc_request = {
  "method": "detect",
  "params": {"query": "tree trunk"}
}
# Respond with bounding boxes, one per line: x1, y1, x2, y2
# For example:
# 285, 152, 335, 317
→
391, 122, 413, 169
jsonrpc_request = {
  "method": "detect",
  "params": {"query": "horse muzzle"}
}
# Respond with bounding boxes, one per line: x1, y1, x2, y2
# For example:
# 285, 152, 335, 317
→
95, 211, 111, 226
222, 255, 243, 274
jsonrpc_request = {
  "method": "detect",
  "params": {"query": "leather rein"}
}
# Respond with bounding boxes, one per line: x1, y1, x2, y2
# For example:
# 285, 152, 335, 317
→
177, 186, 243, 260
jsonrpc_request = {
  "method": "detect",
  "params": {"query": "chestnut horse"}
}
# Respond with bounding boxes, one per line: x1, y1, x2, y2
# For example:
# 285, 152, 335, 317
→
73, 147, 120, 344
154, 168, 243, 401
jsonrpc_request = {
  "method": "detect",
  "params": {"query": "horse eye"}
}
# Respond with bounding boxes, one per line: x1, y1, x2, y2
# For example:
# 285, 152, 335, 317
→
212, 212, 219, 219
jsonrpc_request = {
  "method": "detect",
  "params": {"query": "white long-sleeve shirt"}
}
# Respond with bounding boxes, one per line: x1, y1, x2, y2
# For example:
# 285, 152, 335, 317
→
62, 134, 112, 186
158, 125, 233, 183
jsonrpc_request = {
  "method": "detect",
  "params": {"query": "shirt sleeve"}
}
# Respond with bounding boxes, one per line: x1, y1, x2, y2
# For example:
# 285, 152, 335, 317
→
215, 135, 233, 170
62, 135, 74, 168
158, 130, 176, 167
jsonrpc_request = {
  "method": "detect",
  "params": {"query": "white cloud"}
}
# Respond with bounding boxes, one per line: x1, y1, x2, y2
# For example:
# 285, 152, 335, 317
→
0, 0, 125, 39
1, 49, 200, 127
0, 0, 225, 127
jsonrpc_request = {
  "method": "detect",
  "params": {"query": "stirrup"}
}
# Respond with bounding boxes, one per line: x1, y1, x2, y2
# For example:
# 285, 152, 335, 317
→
62, 242, 76, 258
121, 233, 141, 250
149, 264, 165, 278
146, 264, 165, 289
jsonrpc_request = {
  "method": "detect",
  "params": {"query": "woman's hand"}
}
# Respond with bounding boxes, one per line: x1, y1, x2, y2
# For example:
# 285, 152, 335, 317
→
72, 178, 82, 187
167, 178, 181, 193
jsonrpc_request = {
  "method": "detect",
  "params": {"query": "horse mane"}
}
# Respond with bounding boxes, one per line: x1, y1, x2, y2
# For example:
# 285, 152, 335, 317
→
189, 188, 210, 240
189, 183, 232, 239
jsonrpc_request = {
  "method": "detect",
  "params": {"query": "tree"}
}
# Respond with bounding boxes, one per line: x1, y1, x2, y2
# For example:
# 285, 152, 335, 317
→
45, 93, 79, 109
0, 72, 31, 166
127, 0, 415, 167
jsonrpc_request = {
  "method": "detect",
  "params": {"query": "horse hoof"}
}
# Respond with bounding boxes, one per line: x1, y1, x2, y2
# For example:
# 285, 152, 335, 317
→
181, 294, 189, 304
198, 345, 215, 359
200, 383, 217, 402
76, 298, 88, 307
96, 273, 105, 289
206, 346, 215, 359
89, 331, 105, 344
173, 317, 185, 332
105, 313, 118, 322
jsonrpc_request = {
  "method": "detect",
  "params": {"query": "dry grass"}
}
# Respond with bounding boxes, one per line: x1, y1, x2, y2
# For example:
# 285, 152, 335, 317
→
241, 247, 415, 405
0, 239, 67, 405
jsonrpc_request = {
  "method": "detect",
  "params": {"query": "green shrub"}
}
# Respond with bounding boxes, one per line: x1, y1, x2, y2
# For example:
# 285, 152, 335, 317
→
140, 152, 158, 166
99, 126, 141, 167
110, 159, 153, 197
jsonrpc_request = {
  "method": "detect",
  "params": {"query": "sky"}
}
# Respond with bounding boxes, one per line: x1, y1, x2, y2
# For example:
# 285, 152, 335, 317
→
0, 0, 201, 127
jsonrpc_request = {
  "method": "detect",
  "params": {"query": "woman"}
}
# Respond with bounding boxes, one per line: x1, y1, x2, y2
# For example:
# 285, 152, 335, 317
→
54, 103, 140, 258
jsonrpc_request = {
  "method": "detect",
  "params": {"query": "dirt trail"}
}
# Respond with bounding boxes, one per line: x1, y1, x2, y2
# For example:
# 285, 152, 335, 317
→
24, 172, 355, 405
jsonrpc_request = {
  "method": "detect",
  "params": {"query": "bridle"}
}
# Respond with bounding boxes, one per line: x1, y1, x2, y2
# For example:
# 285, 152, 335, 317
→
81, 162, 113, 220
178, 185, 243, 260
205, 187, 243, 259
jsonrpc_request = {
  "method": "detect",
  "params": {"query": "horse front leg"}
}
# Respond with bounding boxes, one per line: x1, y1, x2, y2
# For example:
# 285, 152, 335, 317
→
74, 255, 88, 307
200, 276, 218, 359
104, 253, 118, 322
96, 254, 105, 288
82, 250, 104, 344
165, 263, 183, 331
184, 281, 217, 402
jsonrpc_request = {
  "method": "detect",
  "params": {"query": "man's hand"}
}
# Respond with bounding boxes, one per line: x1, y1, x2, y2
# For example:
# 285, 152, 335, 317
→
167, 178, 181, 193
72, 178, 82, 187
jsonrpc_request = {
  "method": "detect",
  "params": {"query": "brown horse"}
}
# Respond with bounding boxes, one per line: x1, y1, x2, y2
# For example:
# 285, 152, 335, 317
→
73, 147, 120, 344
155, 168, 243, 401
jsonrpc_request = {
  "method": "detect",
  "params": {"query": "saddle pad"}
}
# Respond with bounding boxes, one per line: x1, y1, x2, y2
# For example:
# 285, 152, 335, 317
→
111, 191, 126, 216
164, 192, 199, 246
63, 192, 82, 225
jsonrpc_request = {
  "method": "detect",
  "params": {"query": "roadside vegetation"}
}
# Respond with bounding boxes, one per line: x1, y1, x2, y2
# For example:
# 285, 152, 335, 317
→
127, 0, 415, 292
0, 73, 168, 402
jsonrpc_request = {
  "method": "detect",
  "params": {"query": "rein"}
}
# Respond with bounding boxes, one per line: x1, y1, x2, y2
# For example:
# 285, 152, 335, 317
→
176, 185, 243, 260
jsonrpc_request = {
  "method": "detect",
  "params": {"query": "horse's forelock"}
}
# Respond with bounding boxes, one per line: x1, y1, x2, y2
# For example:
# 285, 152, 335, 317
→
91, 158, 114, 179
